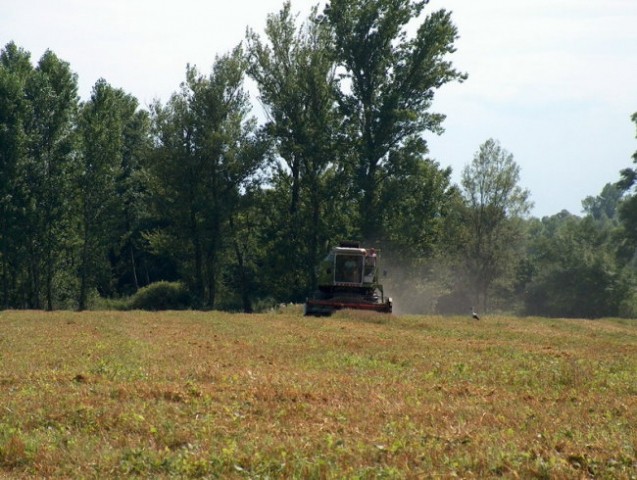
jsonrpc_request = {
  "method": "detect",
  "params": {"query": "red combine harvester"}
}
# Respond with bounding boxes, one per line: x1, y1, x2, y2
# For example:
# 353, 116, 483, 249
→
304, 242, 392, 316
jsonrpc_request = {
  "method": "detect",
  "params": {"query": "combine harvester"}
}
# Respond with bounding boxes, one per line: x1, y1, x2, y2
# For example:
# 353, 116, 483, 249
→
304, 242, 392, 316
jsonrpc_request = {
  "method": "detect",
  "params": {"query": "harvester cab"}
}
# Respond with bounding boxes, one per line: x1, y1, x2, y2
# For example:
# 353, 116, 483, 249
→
304, 242, 392, 316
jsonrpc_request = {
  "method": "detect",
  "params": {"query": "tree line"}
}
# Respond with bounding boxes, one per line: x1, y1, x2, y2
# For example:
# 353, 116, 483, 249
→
1, 0, 636, 318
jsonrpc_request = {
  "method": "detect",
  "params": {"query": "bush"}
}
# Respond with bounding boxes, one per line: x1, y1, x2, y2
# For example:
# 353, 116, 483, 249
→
92, 296, 130, 311
618, 293, 637, 318
128, 282, 192, 311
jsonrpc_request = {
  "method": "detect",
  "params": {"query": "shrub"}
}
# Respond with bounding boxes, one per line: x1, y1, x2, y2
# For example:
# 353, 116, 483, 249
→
128, 282, 192, 311
93, 296, 130, 311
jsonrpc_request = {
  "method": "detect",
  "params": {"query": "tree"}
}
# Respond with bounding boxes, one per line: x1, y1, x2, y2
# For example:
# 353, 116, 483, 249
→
0, 42, 31, 308
246, 2, 347, 296
0, 44, 82, 310
379, 147, 457, 256
111, 102, 152, 296
22, 50, 78, 309
616, 113, 637, 251
617, 112, 637, 191
76, 79, 139, 310
377, 152, 460, 313
459, 138, 532, 312
582, 182, 622, 223
523, 212, 629, 318
324, 0, 466, 241
428, 115, 637, 318
148, 47, 265, 308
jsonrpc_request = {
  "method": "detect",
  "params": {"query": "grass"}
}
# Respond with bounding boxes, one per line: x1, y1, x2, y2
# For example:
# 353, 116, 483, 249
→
0, 308, 636, 479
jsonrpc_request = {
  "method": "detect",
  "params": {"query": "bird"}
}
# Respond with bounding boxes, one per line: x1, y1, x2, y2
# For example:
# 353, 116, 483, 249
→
471, 307, 480, 320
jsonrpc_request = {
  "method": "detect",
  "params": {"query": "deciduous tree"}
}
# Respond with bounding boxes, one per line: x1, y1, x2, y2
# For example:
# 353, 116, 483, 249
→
523, 212, 629, 318
460, 138, 532, 312
324, 0, 466, 241
616, 113, 637, 251
22, 50, 78, 309
76, 79, 138, 310
246, 2, 346, 295
148, 48, 266, 307
0, 42, 31, 307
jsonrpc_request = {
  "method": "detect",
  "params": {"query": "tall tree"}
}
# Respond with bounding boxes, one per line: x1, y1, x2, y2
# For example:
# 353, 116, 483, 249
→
460, 138, 532, 312
324, 0, 466, 241
22, 50, 79, 309
76, 79, 138, 310
0, 43, 32, 307
111, 103, 152, 296
246, 2, 346, 295
148, 47, 265, 307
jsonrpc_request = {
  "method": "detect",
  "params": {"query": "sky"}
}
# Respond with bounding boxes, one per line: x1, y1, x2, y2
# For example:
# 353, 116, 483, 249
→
2, 0, 637, 217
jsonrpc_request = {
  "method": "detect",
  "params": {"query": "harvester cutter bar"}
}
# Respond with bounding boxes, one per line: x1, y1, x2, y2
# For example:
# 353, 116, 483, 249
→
305, 298, 392, 313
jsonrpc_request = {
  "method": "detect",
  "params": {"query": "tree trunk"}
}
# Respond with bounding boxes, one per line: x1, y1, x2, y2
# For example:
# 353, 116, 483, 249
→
27, 243, 41, 309
230, 221, 253, 314
45, 248, 53, 311
130, 244, 139, 291
1, 229, 8, 309
190, 208, 204, 304
78, 218, 91, 311
206, 252, 216, 309
309, 186, 321, 292
359, 149, 379, 242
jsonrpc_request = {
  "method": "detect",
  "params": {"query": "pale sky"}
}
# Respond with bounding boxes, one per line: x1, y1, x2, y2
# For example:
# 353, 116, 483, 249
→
2, 0, 636, 217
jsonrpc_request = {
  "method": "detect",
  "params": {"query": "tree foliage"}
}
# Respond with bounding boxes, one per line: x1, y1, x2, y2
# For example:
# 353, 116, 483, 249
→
616, 113, 637, 254
0, 43, 80, 309
23, 50, 79, 310
246, 2, 347, 297
0, 23, 635, 318
458, 138, 532, 312
147, 48, 265, 308
325, 0, 466, 242
523, 212, 630, 318
0, 43, 31, 307
77, 79, 140, 310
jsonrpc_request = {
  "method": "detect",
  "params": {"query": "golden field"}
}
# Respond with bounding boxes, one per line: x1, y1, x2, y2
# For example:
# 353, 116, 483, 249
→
0, 308, 636, 479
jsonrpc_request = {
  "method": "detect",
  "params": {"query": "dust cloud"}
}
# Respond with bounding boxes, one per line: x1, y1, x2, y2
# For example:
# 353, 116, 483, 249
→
381, 256, 473, 316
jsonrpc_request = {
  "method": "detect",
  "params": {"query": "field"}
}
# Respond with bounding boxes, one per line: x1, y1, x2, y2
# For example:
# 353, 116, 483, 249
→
1, 309, 636, 479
